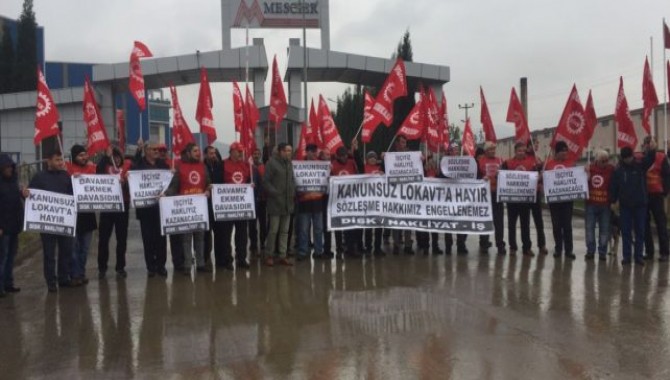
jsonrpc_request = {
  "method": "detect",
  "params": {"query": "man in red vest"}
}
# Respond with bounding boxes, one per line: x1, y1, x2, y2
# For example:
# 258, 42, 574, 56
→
165, 143, 211, 274
363, 151, 385, 257
641, 136, 670, 262
331, 145, 363, 258
221, 142, 252, 269
478, 141, 505, 255
585, 150, 615, 261
545, 141, 576, 259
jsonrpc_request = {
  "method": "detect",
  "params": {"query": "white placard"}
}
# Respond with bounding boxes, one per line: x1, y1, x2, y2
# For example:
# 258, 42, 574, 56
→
211, 184, 256, 221
24, 189, 77, 237
328, 175, 493, 234
293, 161, 331, 192
71, 174, 124, 212
159, 194, 209, 236
543, 167, 589, 203
497, 171, 539, 203
128, 170, 173, 208
440, 156, 478, 179
384, 151, 424, 184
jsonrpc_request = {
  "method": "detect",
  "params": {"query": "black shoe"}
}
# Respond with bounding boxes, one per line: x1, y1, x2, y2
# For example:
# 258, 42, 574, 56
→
621, 259, 632, 265
635, 258, 645, 266
644, 255, 654, 261
157, 268, 168, 277
599, 255, 607, 262
237, 261, 251, 269
445, 247, 453, 255
98, 271, 107, 280
392, 247, 400, 255
585, 253, 595, 261
432, 247, 444, 255
373, 248, 386, 257
496, 248, 506, 256
322, 251, 335, 259
404, 247, 414, 255
48, 285, 57, 293
197, 266, 212, 273
523, 250, 535, 257
221, 263, 235, 271
148, 271, 156, 278
58, 280, 75, 288
566, 253, 576, 260
509, 249, 517, 256
4, 286, 20, 293
296, 255, 308, 262
421, 248, 429, 256
659, 256, 669, 263
553, 252, 562, 258
116, 270, 127, 279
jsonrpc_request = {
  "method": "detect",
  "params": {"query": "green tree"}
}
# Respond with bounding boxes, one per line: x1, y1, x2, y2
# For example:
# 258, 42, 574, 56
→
0, 25, 15, 93
15, 0, 37, 91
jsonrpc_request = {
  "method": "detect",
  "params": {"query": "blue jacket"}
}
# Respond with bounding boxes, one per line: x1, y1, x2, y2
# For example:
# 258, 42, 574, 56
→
609, 151, 654, 208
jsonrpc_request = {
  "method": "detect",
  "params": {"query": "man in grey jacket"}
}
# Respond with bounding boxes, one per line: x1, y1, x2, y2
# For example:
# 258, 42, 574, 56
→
264, 143, 296, 266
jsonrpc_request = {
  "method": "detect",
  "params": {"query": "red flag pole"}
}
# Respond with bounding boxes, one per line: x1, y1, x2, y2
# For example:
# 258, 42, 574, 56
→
664, 18, 669, 147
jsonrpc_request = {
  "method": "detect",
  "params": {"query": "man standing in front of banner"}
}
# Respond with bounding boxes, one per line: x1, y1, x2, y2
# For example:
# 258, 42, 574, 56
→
331, 145, 364, 258
204, 146, 224, 268
296, 144, 328, 261
264, 143, 296, 266
545, 141, 575, 259
165, 143, 211, 274
610, 146, 655, 265
527, 138, 548, 255
585, 150, 615, 261
28, 151, 76, 292
478, 141, 505, 255
67, 144, 97, 286
249, 148, 267, 259
389, 135, 414, 255
96, 146, 131, 278
501, 141, 537, 257
0, 154, 24, 295
131, 141, 170, 277
641, 136, 670, 262
363, 151, 385, 257
220, 142, 251, 270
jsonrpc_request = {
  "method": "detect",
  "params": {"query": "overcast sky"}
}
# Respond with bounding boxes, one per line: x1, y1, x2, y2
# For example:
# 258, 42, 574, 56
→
1, 0, 668, 146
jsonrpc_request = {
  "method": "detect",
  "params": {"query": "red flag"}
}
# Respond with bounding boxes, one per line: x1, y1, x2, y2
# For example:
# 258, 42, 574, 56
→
397, 98, 425, 140
116, 110, 126, 153
242, 85, 260, 155
318, 95, 344, 154
462, 118, 476, 156
642, 57, 659, 135
83, 77, 110, 155
664, 21, 670, 49
196, 67, 216, 145
371, 59, 407, 126
169, 85, 195, 156
34, 66, 60, 145
361, 91, 379, 143
424, 89, 442, 152
269, 55, 288, 128
232, 82, 244, 133
310, 99, 324, 149
440, 92, 449, 151
506, 87, 531, 144
480, 86, 497, 143
128, 41, 153, 111
550, 85, 587, 162
668, 60, 670, 105
615, 77, 637, 148
584, 90, 597, 143
295, 123, 309, 160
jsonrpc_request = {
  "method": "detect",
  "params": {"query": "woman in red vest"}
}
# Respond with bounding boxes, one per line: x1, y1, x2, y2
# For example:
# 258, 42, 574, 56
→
545, 141, 575, 259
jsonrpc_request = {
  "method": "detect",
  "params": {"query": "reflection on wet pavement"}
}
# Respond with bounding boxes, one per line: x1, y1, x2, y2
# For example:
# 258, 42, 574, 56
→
0, 214, 668, 379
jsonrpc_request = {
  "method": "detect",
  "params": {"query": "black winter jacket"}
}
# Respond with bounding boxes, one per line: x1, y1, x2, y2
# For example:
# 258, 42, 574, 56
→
0, 154, 24, 234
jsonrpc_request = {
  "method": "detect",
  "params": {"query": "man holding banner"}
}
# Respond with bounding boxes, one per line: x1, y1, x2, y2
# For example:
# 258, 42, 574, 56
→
295, 144, 329, 260
331, 145, 364, 258
363, 151, 385, 257
545, 141, 576, 259
220, 142, 251, 270
27, 151, 76, 292
165, 143, 211, 274
478, 141, 505, 255
585, 150, 615, 261
131, 141, 170, 277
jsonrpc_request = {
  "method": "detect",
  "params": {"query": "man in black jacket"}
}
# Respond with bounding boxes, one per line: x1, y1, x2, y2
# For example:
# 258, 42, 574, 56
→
610, 146, 655, 265
0, 154, 24, 296
28, 151, 75, 292
203, 146, 224, 267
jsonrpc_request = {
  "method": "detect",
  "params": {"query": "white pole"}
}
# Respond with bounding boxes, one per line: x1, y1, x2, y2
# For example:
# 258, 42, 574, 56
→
243, 25, 249, 144
664, 18, 668, 148
651, 37, 655, 138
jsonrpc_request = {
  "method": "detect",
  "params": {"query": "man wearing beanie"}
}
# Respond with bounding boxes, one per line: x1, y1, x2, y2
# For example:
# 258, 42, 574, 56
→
67, 144, 98, 285
0, 154, 24, 295
610, 145, 655, 265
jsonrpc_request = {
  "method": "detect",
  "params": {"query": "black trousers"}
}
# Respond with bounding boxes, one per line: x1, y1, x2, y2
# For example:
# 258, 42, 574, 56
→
222, 220, 248, 264
445, 233, 467, 249
97, 209, 129, 273
138, 209, 167, 273
645, 194, 669, 258
40, 234, 73, 286
416, 232, 440, 250
204, 221, 226, 266
507, 203, 531, 251
548, 202, 574, 254
481, 193, 505, 249
364, 228, 383, 251
249, 200, 267, 251
530, 196, 546, 249
170, 234, 184, 269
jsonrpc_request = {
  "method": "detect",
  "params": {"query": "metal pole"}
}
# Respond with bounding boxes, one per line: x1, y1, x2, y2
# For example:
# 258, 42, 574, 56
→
664, 18, 668, 148
651, 37, 655, 138
302, 0, 308, 124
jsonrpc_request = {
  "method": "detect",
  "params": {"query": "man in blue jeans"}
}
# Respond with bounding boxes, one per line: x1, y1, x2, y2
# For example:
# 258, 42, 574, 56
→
296, 144, 327, 261
585, 150, 615, 261
609, 145, 654, 265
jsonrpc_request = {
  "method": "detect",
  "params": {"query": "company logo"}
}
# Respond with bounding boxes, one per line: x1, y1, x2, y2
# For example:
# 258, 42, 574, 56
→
566, 111, 585, 135
189, 170, 201, 185
233, 0, 319, 28
232, 171, 244, 184
591, 174, 603, 188
36, 92, 52, 118
338, 169, 350, 176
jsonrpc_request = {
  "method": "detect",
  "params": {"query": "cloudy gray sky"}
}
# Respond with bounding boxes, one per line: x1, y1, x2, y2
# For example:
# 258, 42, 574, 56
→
1, 0, 668, 145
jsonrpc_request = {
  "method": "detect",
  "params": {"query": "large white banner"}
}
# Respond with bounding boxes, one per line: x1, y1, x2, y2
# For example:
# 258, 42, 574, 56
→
293, 161, 330, 193
72, 174, 124, 212
159, 194, 209, 236
24, 189, 77, 237
497, 171, 538, 203
543, 167, 589, 203
440, 156, 477, 179
128, 170, 173, 208
328, 175, 493, 234
211, 184, 256, 221
384, 151, 424, 184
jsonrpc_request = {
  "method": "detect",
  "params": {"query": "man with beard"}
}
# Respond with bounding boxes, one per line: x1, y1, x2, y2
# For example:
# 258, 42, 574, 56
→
203, 146, 224, 267
221, 142, 251, 270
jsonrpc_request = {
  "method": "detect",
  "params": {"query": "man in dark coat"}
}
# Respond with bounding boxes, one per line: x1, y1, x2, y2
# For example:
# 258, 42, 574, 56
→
0, 154, 24, 296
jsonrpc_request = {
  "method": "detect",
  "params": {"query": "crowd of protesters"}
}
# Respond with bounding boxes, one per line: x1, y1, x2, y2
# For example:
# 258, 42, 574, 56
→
1, 132, 669, 294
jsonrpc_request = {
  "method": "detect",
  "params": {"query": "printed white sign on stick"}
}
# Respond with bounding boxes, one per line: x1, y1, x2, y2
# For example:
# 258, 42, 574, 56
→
440, 156, 477, 179
497, 171, 538, 203
293, 161, 330, 192
72, 174, 124, 212
24, 189, 77, 237
384, 151, 424, 184
211, 184, 256, 221
159, 194, 209, 236
128, 170, 173, 208
543, 167, 589, 203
